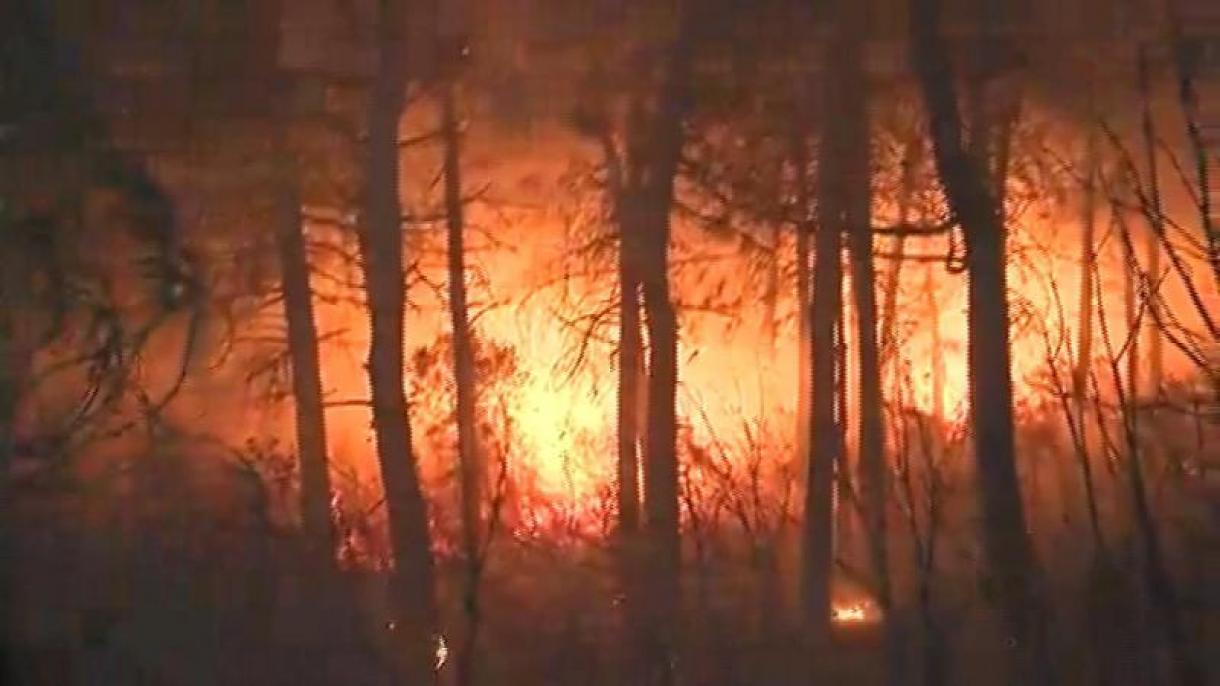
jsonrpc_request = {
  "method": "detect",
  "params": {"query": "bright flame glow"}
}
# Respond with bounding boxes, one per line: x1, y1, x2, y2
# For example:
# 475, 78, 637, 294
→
435, 633, 448, 671
290, 118, 1212, 552
831, 601, 872, 625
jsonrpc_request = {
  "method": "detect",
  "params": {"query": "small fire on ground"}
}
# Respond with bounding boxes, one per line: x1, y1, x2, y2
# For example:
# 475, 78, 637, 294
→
831, 599, 879, 625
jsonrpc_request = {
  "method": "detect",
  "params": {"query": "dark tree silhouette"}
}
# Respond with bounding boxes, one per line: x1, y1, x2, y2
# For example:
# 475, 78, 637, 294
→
355, 0, 438, 681
908, 0, 1050, 681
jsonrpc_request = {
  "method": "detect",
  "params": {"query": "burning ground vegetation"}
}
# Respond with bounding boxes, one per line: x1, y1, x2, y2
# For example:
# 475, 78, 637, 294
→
3, 1, 1220, 685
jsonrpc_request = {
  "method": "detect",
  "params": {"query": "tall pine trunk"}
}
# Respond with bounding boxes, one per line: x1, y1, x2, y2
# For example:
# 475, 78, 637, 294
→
908, 0, 1049, 681
617, 201, 645, 683
613, 134, 642, 540
635, 9, 695, 683
802, 17, 845, 656
441, 81, 483, 686
358, 1, 437, 681
276, 155, 337, 573
793, 132, 813, 487
598, 109, 647, 680
1073, 131, 1096, 406
838, 5, 900, 681
618, 259, 643, 538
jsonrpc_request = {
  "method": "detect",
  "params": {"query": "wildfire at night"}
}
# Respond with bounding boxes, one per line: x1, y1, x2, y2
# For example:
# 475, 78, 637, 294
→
3, 1, 1219, 685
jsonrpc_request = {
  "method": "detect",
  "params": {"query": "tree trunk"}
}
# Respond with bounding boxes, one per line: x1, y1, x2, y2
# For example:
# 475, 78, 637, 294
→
358, 1, 437, 681
618, 275, 643, 539
836, 275, 854, 558
600, 108, 647, 682
634, 10, 695, 683
839, 6, 900, 681
617, 194, 645, 685
441, 81, 483, 686
276, 156, 338, 572
794, 133, 813, 487
614, 138, 642, 540
908, 0, 1049, 682
802, 19, 845, 657
1073, 131, 1096, 406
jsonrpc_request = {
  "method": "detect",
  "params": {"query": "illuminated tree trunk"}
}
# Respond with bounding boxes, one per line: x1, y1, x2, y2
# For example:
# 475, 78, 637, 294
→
1073, 132, 1096, 418
802, 19, 845, 656
909, 0, 1049, 682
612, 141, 642, 539
441, 80, 483, 686
358, 1, 437, 682
794, 137, 813, 483
634, 10, 694, 683
275, 156, 337, 572
618, 275, 643, 534
836, 281, 854, 556
617, 204, 646, 683
639, 223, 679, 686
596, 103, 647, 679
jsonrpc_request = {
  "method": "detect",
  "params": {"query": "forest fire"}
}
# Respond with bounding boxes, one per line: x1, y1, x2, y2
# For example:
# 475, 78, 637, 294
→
5, 1, 1220, 685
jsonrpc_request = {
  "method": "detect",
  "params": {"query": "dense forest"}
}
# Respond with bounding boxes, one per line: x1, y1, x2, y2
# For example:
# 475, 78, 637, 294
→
2, 1, 1219, 684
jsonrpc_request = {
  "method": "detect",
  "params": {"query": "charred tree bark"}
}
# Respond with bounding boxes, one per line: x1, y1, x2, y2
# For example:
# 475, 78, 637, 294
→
357, 1, 437, 682
908, 0, 1049, 682
441, 81, 483, 686
276, 156, 337, 572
